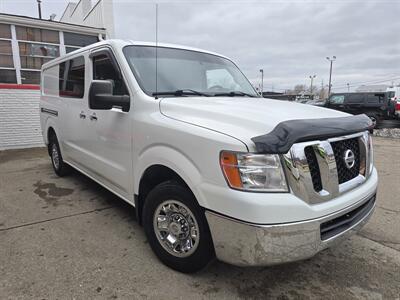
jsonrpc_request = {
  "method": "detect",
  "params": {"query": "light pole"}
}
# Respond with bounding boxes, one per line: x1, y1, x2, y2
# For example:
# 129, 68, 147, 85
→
37, 0, 42, 19
326, 56, 336, 96
309, 75, 316, 95
347, 83, 350, 92
259, 69, 264, 96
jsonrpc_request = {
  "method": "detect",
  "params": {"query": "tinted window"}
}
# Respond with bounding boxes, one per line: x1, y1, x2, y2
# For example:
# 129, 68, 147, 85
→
329, 95, 345, 104
64, 32, 98, 47
21, 70, 40, 84
346, 94, 364, 104
93, 54, 128, 95
366, 94, 384, 104
0, 69, 17, 83
59, 56, 85, 98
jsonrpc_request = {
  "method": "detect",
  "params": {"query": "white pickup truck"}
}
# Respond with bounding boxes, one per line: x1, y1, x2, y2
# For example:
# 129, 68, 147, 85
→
40, 40, 378, 273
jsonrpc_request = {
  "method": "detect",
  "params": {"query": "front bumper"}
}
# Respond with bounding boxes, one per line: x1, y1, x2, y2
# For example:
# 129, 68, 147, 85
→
205, 191, 376, 267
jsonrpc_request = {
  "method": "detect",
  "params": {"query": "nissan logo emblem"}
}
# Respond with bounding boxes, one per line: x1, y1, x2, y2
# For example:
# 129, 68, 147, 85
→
343, 149, 355, 169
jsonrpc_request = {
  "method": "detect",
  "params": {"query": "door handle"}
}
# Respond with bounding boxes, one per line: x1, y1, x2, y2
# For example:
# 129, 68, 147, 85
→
89, 113, 98, 121
79, 111, 86, 119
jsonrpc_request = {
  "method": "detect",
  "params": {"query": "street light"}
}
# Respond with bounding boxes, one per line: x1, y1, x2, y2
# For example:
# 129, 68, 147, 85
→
37, 0, 42, 19
309, 75, 316, 95
259, 69, 264, 96
347, 83, 350, 92
326, 56, 336, 96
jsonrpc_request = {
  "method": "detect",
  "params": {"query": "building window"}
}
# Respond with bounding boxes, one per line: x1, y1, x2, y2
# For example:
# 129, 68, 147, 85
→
0, 69, 17, 84
21, 70, 41, 84
0, 24, 12, 39
16, 26, 59, 44
0, 40, 14, 68
66, 46, 80, 54
59, 56, 85, 98
64, 32, 98, 47
19, 42, 59, 69
0, 24, 16, 83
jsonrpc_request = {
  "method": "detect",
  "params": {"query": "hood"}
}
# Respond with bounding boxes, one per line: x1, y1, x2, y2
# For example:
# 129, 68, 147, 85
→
159, 97, 349, 149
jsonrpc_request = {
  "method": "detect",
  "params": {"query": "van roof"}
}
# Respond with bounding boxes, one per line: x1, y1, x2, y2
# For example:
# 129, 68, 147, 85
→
42, 39, 229, 70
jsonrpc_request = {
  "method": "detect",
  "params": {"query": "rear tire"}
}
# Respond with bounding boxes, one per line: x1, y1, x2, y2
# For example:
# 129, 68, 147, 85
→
48, 134, 70, 177
142, 181, 215, 273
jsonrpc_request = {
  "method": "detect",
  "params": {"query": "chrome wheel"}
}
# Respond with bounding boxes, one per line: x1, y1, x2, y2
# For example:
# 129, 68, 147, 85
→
153, 200, 200, 257
51, 143, 60, 170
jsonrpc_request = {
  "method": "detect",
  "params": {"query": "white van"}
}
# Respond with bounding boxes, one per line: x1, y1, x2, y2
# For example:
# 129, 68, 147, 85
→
40, 40, 378, 273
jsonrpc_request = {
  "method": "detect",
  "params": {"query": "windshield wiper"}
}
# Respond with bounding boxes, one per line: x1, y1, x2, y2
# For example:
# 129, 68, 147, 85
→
213, 91, 258, 98
153, 89, 210, 97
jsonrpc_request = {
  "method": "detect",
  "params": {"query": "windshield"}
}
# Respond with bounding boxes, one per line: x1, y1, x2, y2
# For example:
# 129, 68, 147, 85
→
123, 45, 259, 97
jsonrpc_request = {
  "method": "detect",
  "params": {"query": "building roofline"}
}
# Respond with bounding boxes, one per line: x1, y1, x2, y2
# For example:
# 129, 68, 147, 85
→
0, 13, 106, 34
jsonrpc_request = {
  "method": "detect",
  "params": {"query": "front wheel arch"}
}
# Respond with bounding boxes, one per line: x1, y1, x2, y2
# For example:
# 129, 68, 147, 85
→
136, 164, 193, 225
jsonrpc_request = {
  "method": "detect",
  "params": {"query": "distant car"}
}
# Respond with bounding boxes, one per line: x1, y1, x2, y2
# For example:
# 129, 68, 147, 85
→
395, 100, 400, 119
326, 92, 395, 125
306, 99, 326, 106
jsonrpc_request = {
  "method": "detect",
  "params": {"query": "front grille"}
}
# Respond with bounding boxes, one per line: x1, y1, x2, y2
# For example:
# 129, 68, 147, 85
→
304, 146, 323, 192
284, 132, 370, 204
331, 138, 360, 184
320, 194, 375, 240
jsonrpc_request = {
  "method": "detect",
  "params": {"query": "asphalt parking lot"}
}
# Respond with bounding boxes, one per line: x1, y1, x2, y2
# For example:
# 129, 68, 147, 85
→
0, 137, 399, 299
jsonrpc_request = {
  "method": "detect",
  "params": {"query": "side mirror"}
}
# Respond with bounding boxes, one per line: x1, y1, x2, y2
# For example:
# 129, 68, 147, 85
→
89, 80, 130, 112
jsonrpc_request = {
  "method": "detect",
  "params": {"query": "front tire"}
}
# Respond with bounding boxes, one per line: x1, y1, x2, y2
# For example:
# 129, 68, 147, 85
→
143, 181, 215, 273
49, 134, 70, 177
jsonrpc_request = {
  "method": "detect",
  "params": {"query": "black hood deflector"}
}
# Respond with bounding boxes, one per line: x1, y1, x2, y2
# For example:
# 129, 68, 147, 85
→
251, 114, 373, 154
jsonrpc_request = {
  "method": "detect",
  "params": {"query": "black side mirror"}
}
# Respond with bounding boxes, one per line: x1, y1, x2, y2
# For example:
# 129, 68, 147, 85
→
89, 80, 130, 112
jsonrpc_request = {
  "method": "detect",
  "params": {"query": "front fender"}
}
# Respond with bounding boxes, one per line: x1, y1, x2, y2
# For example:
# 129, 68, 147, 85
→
134, 145, 204, 206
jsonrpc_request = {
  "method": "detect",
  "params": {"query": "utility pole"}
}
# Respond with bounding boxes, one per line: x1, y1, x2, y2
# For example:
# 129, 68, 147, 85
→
309, 75, 316, 94
37, 0, 42, 19
326, 56, 336, 96
259, 69, 264, 97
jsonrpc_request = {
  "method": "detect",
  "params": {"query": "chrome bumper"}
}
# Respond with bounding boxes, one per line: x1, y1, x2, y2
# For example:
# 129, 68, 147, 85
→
205, 192, 376, 267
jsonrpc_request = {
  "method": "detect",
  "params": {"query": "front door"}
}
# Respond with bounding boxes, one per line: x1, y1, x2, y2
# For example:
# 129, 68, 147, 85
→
84, 49, 133, 199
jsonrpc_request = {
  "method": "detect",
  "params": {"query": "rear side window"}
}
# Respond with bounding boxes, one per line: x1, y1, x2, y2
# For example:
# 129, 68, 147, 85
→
59, 56, 85, 98
329, 95, 344, 104
366, 94, 384, 104
93, 54, 128, 95
346, 94, 364, 104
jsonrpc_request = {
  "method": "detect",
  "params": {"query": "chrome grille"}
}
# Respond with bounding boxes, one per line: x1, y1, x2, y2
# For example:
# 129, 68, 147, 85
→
283, 131, 372, 204
331, 137, 360, 184
304, 146, 323, 192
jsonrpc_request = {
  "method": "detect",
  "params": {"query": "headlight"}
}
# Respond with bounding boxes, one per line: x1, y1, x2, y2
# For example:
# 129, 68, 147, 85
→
220, 151, 288, 192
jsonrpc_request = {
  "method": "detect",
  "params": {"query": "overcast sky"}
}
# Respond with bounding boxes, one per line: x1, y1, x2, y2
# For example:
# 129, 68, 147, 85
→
1, 0, 399, 92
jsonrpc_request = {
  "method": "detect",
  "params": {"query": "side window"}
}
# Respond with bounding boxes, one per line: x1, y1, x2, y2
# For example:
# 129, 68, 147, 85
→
42, 65, 59, 96
346, 94, 363, 104
366, 94, 384, 104
59, 56, 85, 98
93, 54, 128, 95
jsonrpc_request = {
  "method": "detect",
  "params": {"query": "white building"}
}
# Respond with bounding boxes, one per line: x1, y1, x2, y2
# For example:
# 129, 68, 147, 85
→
0, 1, 112, 150
60, 0, 115, 38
